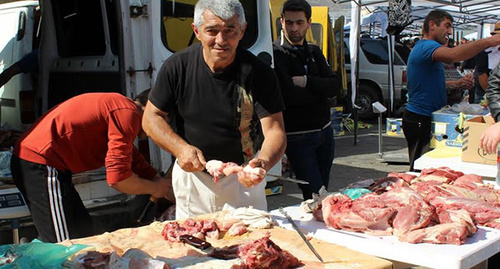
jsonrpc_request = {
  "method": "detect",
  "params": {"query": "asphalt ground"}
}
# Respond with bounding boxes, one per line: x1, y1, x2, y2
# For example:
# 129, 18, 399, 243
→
267, 120, 410, 210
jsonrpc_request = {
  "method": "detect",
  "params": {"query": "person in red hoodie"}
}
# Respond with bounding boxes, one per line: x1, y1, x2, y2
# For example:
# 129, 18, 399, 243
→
10, 90, 172, 243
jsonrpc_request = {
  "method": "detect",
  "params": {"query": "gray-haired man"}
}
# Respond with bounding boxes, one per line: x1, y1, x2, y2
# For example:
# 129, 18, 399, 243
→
143, 0, 286, 219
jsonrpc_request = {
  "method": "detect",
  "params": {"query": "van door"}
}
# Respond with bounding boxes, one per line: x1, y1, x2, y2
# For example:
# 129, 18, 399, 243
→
333, 16, 347, 98
309, 6, 328, 59
39, 0, 124, 111
0, 1, 39, 130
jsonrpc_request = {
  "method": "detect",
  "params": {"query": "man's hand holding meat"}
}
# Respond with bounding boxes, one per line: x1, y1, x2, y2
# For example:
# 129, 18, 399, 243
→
143, 0, 285, 219
237, 159, 267, 188
176, 144, 206, 173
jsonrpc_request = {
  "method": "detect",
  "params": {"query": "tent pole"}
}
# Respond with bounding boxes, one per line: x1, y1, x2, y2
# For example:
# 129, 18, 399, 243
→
353, 0, 362, 146
387, 33, 395, 116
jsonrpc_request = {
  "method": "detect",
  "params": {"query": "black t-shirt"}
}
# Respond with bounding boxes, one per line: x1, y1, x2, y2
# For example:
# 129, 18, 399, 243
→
150, 43, 284, 164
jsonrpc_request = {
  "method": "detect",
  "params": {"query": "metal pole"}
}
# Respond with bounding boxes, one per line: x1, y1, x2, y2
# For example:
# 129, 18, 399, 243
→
353, 0, 362, 146
378, 113, 383, 159
387, 34, 395, 116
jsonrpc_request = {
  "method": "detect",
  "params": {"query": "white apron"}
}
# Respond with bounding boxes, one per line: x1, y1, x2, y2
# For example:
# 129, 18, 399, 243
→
172, 161, 267, 219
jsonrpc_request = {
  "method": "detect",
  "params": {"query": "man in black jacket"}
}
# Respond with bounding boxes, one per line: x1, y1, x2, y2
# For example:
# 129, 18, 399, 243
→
273, 0, 342, 199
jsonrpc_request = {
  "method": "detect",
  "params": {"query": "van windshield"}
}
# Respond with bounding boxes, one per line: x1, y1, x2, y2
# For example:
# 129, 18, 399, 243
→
361, 39, 405, 65
160, 0, 257, 52
343, 38, 406, 65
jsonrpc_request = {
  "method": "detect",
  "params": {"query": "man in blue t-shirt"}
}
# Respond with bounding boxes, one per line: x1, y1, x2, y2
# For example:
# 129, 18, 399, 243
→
404, 10, 500, 171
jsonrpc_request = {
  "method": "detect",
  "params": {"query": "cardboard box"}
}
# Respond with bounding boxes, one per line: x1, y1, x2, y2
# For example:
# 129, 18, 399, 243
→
431, 108, 488, 149
461, 116, 496, 165
330, 106, 345, 136
386, 118, 403, 136
265, 180, 283, 196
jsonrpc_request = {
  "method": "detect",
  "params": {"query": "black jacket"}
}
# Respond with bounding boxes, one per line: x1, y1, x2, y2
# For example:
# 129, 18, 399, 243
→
486, 64, 500, 122
273, 37, 342, 133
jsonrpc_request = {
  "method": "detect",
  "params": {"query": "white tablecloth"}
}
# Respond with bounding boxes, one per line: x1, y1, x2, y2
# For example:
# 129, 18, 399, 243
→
270, 205, 500, 269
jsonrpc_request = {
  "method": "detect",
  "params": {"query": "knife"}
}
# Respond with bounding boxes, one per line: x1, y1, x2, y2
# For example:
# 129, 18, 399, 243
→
279, 207, 324, 263
180, 234, 242, 260
136, 196, 158, 225
179, 234, 212, 250
267, 174, 309, 184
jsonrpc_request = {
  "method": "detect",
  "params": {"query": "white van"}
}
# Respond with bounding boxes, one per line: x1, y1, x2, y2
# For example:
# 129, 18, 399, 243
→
38, 0, 274, 173
0, 1, 40, 131
344, 36, 409, 119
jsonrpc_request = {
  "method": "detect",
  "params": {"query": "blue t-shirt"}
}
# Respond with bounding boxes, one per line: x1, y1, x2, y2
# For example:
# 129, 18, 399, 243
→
406, 40, 446, 116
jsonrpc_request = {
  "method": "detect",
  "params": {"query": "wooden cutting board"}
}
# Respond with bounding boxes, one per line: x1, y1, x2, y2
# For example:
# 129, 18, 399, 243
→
65, 217, 392, 268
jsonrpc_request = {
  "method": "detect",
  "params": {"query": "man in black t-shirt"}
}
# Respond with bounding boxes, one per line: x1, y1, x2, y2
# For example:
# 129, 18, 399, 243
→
273, 0, 342, 200
143, 0, 286, 219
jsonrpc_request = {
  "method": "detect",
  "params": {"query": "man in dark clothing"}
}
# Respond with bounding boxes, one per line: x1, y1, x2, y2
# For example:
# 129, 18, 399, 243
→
142, 0, 286, 219
272, 0, 342, 200
473, 50, 490, 103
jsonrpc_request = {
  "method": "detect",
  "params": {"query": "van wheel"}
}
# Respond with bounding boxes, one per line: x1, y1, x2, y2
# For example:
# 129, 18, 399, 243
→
355, 84, 380, 120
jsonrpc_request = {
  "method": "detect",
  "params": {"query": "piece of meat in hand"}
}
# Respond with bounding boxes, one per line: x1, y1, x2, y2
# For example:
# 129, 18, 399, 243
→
237, 165, 266, 188
206, 160, 241, 183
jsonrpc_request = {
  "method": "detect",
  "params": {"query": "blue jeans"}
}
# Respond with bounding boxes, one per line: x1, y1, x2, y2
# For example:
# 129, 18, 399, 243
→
285, 126, 335, 200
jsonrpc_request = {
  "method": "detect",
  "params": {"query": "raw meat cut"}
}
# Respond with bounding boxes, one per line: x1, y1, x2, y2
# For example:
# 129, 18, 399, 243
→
419, 167, 464, 183
161, 219, 220, 242
369, 177, 409, 194
430, 196, 500, 225
387, 172, 417, 184
205, 160, 266, 183
226, 222, 248, 236
437, 209, 476, 236
319, 167, 499, 245
209, 235, 303, 269
453, 174, 483, 189
322, 194, 395, 235
398, 222, 468, 245
381, 187, 434, 236
205, 160, 241, 183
